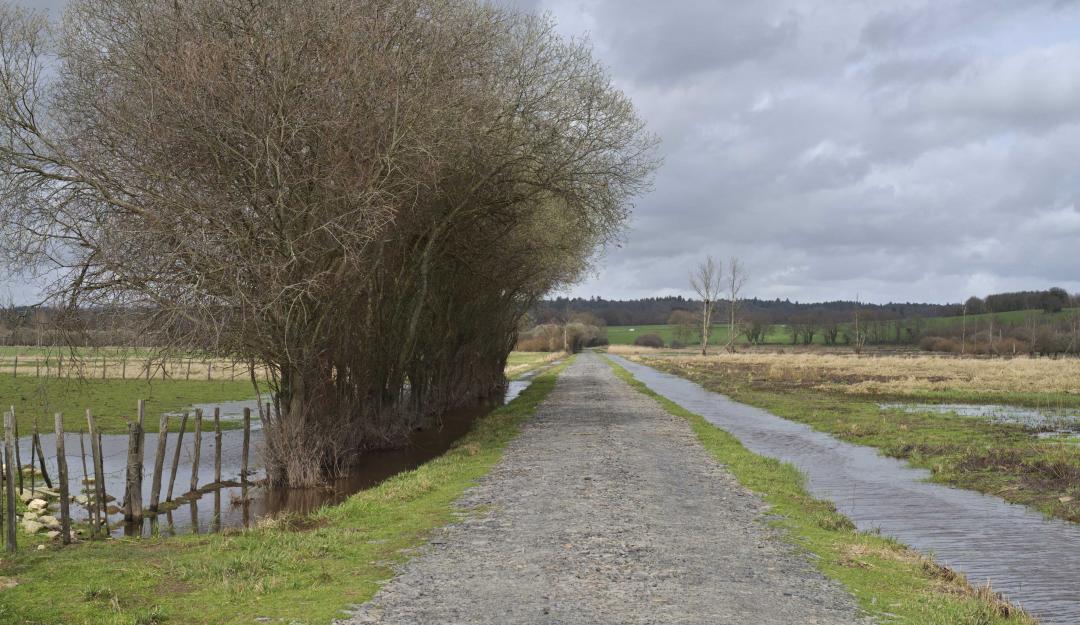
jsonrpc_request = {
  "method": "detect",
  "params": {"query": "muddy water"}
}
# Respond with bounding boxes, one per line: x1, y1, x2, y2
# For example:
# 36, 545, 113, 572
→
17, 377, 535, 537
608, 355, 1080, 625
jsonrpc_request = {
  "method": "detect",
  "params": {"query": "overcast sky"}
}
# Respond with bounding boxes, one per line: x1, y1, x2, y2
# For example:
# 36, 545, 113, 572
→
12, 0, 1080, 304
500, 0, 1080, 304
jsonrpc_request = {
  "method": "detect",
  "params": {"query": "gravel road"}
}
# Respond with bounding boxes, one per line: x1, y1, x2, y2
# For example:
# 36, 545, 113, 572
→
339, 352, 868, 625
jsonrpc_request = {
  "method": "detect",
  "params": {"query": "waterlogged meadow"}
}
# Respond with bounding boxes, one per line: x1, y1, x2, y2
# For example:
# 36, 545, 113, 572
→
619, 348, 1080, 523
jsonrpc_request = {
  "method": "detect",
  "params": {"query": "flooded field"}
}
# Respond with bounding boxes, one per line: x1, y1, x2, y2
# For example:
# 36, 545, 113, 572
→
15, 377, 536, 537
882, 401, 1080, 429
611, 355, 1080, 625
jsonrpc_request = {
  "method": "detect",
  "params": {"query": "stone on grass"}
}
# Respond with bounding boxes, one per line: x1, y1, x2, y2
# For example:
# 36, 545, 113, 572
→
27, 498, 47, 511
38, 515, 60, 530
22, 519, 43, 534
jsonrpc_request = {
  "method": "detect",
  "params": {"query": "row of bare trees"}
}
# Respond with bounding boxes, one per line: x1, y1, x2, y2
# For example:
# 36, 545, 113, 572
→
0, 0, 657, 485
689, 256, 747, 355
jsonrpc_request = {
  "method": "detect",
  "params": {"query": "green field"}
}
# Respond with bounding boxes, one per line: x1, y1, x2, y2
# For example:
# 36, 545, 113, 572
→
605, 323, 788, 346
0, 376, 257, 433
604, 307, 1080, 347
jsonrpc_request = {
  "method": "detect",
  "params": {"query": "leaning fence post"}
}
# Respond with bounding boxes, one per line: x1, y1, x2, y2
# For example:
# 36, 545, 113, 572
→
213, 407, 221, 485
54, 413, 71, 544
33, 428, 51, 488
86, 410, 106, 536
123, 421, 144, 523
241, 407, 251, 484
165, 413, 188, 502
149, 413, 168, 513
79, 430, 97, 539
4, 411, 17, 552
189, 409, 203, 494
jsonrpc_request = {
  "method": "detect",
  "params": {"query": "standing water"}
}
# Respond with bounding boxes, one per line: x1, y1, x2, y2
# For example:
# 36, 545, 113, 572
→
15, 375, 539, 537
609, 355, 1080, 625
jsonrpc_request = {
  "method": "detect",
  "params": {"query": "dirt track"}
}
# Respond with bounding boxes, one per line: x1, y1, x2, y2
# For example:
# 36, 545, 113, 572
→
339, 352, 866, 625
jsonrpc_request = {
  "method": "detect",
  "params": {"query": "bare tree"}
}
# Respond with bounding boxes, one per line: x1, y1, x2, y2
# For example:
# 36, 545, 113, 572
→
0, 0, 658, 486
690, 256, 723, 356
725, 257, 747, 353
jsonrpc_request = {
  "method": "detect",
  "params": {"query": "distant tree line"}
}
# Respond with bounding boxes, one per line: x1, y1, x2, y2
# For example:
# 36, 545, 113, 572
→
533, 296, 958, 327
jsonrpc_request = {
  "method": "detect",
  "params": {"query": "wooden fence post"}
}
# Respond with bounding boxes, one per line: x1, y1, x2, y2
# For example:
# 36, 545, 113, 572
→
165, 413, 188, 502
121, 357, 127, 379
186, 358, 192, 381
4, 412, 18, 552
189, 409, 203, 494
206, 361, 212, 381
213, 407, 221, 485
241, 407, 251, 484
12, 410, 22, 494
123, 421, 144, 523
149, 413, 168, 513
58, 354, 63, 378
12, 354, 16, 378
28, 424, 36, 497
79, 430, 97, 538
54, 413, 71, 544
101, 357, 107, 379
86, 410, 106, 536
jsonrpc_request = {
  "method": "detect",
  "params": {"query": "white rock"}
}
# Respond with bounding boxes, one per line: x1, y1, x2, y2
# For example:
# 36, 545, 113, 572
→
21, 511, 38, 521
38, 515, 60, 530
27, 498, 47, 511
35, 544, 45, 550
22, 519, 43, 534
45, 530, 60, 540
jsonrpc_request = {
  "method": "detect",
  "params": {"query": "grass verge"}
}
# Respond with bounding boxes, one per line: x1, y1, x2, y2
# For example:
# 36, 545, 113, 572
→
643, 357, 1080, 524
604, 356, 1034, 625
0, 358, 570, 625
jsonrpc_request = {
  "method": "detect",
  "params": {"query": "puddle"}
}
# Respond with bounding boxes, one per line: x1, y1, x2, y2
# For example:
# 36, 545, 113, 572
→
881, 402, 1080, 430
14, 375, 539, 537
609, 355, 1080, 625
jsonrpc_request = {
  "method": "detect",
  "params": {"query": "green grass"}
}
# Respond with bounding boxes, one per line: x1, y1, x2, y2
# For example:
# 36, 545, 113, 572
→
0, 376, 256, 434
646, 358, 1080, 524
605, 323, 781, 346
605, 307, 1080, 347
0, 358, 572, 625
604, 356, 1033, 625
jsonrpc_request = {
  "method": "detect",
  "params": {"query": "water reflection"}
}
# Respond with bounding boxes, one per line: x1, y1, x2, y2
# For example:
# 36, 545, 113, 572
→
16, 376, 536, 538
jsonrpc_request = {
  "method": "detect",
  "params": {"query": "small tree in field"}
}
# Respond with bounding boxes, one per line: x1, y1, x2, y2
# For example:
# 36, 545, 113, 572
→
690, 256, 723, 356
725, 257, 747, 353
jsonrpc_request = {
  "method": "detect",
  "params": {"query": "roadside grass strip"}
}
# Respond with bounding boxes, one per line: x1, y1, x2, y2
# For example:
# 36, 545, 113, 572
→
0, 359, 571, 625
605, 356, 1034, 625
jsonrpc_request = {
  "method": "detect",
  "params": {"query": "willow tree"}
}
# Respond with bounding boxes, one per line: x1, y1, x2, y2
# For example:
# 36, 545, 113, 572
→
0, 0, 657, 486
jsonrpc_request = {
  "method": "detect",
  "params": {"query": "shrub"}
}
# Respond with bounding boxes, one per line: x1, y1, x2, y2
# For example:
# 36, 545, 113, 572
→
634, 333, 664, 348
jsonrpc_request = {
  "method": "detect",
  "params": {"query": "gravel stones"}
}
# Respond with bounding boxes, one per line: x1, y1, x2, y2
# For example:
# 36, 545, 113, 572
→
339, 353, 867, 625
